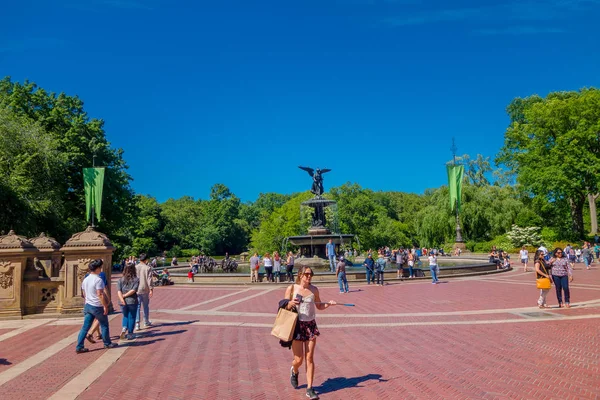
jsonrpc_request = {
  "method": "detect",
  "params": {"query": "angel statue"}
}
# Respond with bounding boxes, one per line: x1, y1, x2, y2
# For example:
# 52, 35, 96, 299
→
298, 166, 331, 197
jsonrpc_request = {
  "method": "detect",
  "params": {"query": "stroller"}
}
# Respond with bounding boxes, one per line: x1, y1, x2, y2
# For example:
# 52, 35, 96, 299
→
152, 270, 174, 286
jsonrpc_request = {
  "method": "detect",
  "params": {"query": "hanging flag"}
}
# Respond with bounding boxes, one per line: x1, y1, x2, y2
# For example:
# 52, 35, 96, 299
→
83, 168, 105, 223
447, 165, 464, 212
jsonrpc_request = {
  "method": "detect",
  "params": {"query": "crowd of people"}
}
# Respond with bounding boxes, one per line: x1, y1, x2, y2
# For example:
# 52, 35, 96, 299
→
249, 251, 296, 283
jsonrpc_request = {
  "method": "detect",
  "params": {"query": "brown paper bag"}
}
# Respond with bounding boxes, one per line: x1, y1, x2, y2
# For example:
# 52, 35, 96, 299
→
271, 308, 298, 341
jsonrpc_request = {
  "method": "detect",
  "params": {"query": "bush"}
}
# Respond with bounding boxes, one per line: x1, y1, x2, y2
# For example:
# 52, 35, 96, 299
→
550, 241, 571, 252
181, 248, 200, 258
167, 245, 181, 258
540, 227, 559, 245
506, 225, 542, 247
471, 235, 513, 253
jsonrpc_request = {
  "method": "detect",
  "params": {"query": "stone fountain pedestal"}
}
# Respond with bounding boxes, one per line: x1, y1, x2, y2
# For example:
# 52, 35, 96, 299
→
287, 196, 354, 259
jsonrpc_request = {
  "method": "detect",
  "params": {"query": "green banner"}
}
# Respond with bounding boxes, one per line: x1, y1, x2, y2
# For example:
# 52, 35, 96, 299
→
83, 167, 105, 223
447, 165, 464, 212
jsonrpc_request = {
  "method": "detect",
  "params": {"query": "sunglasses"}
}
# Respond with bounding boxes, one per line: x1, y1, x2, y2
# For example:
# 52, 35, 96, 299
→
302, 272, 314, 277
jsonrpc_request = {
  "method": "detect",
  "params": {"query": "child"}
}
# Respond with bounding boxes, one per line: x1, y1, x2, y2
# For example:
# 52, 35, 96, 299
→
187, 269, 194, 283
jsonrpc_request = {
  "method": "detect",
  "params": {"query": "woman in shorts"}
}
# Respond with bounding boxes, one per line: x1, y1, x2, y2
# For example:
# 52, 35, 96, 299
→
284, 266, 336, 400
520, 246, 529, 272
407, 252, 415, 278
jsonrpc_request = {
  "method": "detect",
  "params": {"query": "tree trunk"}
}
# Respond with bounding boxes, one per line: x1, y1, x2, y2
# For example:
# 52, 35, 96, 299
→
589, 193, 599, 234
569, 196, 585, 238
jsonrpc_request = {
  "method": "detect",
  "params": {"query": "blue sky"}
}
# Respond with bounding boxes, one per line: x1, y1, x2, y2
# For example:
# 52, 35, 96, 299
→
1, 0, 599, 202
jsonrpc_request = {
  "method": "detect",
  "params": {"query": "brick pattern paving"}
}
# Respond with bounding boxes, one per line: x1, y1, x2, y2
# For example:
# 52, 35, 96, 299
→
0, 266, 598, 399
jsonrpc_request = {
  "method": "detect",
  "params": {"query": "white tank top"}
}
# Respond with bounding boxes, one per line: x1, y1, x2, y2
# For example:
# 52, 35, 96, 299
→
293, 286, 316, 321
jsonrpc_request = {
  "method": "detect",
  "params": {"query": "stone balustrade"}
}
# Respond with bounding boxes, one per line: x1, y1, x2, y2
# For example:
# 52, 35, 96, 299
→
0, 227, 114, 319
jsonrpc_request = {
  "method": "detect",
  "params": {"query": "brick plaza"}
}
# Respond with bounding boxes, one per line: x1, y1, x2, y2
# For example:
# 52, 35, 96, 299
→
0, 267, 599, 399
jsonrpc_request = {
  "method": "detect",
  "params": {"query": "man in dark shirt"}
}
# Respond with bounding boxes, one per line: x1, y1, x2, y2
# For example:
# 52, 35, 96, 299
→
336, 256, 349, 293
363, 254, 375, 284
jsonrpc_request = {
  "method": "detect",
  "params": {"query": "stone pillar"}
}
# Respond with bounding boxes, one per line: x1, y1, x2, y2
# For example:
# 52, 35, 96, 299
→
60, 227, 115, 314
0, 231, 37, 319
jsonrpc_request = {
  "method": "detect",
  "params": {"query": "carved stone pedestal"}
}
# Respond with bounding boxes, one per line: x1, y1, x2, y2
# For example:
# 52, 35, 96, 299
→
0, 231, 37, 319
60, 227, 115, 314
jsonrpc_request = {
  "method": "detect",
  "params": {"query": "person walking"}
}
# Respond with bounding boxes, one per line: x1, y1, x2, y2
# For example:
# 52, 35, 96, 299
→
263, 253, 274, 282
582, 243, 592, 270
250, 252, 260, 283
363, 253, 375, 284
284, 266, 337, 400
395, 249, 405, 279
135, 253, 153, 331
75, 259, 117, 353
336, 256, 349, 293
407, 252, 415, 278
520, 246, 529, 272
534, 250, 551, 308
286, 251, 295, 282
273, 251, 282, 283
376, 252, 386, 286
83, 266, 111, 344
428, 253, 439, 284
548, 248, 573, 308
325, 239, 336, 272
117, 263, 140, 340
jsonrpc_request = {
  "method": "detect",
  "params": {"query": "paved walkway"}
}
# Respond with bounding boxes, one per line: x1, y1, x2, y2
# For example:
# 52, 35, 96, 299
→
1, 265, 599, 399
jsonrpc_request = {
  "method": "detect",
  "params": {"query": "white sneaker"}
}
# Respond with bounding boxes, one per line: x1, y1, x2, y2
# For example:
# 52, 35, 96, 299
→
135, 323, 141, 331
119, 328, 127, 340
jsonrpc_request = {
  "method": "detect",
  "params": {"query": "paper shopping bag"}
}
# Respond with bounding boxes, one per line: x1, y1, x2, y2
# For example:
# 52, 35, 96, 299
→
271, 308, 298, 341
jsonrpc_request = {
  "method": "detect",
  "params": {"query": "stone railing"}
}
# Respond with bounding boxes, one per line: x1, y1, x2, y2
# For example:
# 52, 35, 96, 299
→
0, 227, 114, 319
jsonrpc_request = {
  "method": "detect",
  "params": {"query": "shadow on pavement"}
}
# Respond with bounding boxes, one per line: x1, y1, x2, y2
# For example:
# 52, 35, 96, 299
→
0, 358, 11, 365
122, 338, 166, 347
152, 320, 199, 327
138, 329, 188, 338
306, 373, 387, 395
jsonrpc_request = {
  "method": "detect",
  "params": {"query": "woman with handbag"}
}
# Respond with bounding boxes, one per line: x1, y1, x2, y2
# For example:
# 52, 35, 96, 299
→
548, 248, 574, 308
284, 266, 336, 400
534, 250, 551, 308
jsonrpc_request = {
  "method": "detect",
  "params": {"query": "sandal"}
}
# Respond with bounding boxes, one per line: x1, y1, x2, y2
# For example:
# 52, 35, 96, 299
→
85, 334, 96, 344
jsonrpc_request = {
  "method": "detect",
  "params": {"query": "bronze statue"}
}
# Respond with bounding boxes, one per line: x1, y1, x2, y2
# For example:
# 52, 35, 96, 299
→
298, 166, 331, 197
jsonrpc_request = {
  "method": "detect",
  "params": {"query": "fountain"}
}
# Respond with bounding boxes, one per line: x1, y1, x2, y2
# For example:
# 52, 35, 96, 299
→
286, 167, 354, 260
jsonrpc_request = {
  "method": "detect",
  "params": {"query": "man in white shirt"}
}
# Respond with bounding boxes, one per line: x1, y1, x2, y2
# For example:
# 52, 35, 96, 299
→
76, 259, 117, 353
135, 253, 154, 331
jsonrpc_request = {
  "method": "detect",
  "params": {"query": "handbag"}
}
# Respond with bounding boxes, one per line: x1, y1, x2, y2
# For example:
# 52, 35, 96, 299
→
536, 262, 552, 290
271, 307, 298, 341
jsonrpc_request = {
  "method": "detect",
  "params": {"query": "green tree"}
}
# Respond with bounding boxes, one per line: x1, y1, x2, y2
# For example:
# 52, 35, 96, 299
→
0, 77, 134, 245
0, 107, 65, 233
497, 88, 600, 238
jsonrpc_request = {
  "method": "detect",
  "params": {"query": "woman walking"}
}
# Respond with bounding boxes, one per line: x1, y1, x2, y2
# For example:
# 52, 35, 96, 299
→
286, 251, 295, 282
548, 248, 573, 308
520, 246, 529, 272
284, 266, 337, 400
407, 252, 415, 278
534, 250, 551, 308
273, 251, 282, 283
263, 253, 273, 282
117, 263, 140, 340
